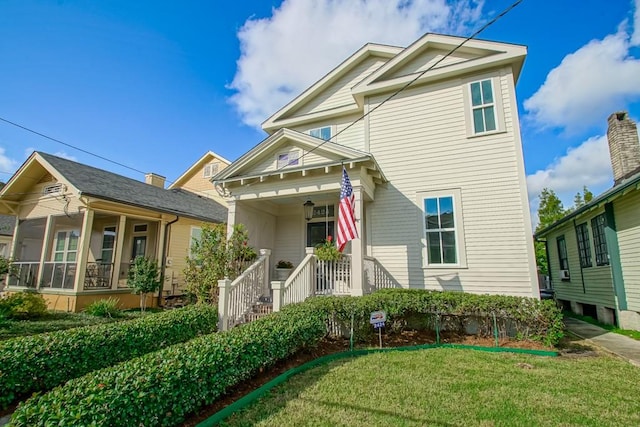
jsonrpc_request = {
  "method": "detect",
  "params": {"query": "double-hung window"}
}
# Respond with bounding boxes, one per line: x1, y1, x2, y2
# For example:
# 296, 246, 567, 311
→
556, 235, 569, 272
189, 226, 202, 259
575, 223, 592, 268
591, 214, 609, 266
53, 230, 79, 263
203, 162, 219, 178
309, 126, 332, 141
424, 196, 457, 265
469, 79, 497, 134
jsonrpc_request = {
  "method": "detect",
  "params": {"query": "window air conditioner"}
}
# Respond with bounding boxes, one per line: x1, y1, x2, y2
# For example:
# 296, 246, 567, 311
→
559, 270, 570, 280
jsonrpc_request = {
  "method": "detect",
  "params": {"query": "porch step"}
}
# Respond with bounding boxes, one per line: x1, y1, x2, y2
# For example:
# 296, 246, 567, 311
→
243, 302, 273, 323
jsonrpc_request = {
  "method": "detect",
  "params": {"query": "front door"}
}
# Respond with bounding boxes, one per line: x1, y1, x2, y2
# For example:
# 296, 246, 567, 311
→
132, 236, 147, 259
307, 221, 334, 247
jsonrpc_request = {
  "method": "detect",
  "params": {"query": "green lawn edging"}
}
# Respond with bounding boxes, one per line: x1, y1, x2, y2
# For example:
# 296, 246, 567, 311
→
198, 344, 559, 427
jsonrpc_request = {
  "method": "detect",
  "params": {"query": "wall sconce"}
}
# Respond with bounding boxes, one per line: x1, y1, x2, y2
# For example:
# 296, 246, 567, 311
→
303, 199, 315, 221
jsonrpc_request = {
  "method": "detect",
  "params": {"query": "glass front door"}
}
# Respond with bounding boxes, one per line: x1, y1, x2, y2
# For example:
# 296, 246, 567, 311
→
307, 221, 334, 247
132, 236, 147, 260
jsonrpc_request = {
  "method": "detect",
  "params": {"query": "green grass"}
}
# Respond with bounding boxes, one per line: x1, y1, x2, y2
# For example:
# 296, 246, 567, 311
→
564, 311, 640, 340
0, 310, 142, 340
223, 348, 640, 426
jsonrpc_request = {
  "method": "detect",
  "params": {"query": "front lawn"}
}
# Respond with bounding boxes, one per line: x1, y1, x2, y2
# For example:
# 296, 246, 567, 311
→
223, 347, 640, 426
0, 310, 141, 340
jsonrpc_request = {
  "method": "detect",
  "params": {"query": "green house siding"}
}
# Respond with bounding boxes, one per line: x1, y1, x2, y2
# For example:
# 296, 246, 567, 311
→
614, 190, 640, 312
546, 212, 616, 307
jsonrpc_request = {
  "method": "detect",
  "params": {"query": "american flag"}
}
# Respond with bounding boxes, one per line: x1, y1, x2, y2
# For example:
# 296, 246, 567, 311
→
337, 167, 357, 252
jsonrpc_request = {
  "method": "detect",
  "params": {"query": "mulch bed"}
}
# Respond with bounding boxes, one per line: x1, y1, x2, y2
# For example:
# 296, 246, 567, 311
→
181, 330, 554, 426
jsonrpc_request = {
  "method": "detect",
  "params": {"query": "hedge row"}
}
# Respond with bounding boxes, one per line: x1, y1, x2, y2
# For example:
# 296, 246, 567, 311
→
304, 289, 564, 346
10, 304, 327, 427
0, 304, 218, 409
10, 290, 562, 426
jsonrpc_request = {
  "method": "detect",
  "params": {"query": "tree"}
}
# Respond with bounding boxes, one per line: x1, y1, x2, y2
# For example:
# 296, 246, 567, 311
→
183, 223, 257, 304
573, 186, 594, 209
127, 256, 161, 312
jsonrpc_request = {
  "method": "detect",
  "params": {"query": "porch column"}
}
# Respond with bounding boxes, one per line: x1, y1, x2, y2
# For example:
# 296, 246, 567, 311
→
111, 215, 127, 289
156, 219, 166, 295
8, 216, 20, 262
36, 214, 55, 288
73, 209, 94, 292
351, 186, 365, 296
226, 200, 236, 237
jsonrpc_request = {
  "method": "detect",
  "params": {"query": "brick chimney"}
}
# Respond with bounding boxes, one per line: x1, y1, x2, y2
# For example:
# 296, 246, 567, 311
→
607, 111, 640, 185
144, 173, 166, 188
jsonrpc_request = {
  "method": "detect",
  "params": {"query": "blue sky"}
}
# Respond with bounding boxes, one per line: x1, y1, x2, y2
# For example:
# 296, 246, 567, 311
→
1, 0, 639, 219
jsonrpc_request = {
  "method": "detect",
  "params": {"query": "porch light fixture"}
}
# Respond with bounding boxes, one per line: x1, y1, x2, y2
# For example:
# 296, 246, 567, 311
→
303, 199, 315, 221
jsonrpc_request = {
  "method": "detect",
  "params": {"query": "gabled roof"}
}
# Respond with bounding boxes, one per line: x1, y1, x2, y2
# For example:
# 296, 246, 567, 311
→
168, 150, 231, 189
0, 152, 227, 223
351, 33, 527, 105
262, 43, 402, 132
213, 128, 385, 184
535, 171, 640, 238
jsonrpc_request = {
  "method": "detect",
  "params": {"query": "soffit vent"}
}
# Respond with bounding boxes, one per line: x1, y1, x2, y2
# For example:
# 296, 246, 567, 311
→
43, 183, 64, 196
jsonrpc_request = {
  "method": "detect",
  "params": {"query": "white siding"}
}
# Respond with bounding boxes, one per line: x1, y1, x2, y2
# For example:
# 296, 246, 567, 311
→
366, 69, 536, 297
274, 213, 305, 268
385, 49, 476, 80
293, 114, 366, 152
615, 190, 640, 311
248, 144, 332, 175
287, 57, 386, 118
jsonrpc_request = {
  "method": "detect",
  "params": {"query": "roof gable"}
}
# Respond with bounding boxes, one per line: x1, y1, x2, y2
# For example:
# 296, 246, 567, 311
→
352, 33, 527, 103
215, 128, 372, 181
262, 43, 401, 132
168, 151, 231, 190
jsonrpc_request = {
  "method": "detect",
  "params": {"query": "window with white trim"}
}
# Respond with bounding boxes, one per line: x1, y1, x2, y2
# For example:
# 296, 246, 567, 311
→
53, 230, 79, 262
101, 226, 116, 263
469, 79, 497, 134
189, 226, 202, 258
419, 189, 466, 267
309, 126, 332, 141
276, 151, 300, 169
203, 162, 219, 178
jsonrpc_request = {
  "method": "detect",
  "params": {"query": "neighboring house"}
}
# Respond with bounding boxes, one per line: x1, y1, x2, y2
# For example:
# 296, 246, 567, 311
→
0, 152, 227, 311
536, 112, 640, 331
0, 214, 15, 259
213, 33, 538, 328
168, 150, 232, 206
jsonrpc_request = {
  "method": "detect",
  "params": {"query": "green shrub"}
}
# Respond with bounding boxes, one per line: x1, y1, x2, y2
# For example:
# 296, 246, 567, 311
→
0, 292, 47, 320
0, 304, 217, 409
84, 297, 121, 318
10, 303, 326, 427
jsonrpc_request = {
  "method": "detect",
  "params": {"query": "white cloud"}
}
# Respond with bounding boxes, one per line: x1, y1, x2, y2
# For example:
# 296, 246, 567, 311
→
0, 147, 18, 175
53, 151, 77, 161
526, 135, 614, 227
229, 0, 485, 128
524, 22, 640, 132
632, 0, 640, 45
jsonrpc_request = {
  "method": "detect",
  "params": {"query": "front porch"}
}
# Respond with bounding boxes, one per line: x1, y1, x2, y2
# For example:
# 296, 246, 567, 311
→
6, 210, 163, 311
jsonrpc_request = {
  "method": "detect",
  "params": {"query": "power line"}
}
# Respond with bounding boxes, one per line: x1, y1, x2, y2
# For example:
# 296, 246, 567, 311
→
275, 0, 524, 172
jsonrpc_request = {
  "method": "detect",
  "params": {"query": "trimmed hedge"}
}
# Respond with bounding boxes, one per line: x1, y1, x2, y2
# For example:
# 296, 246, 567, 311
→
10, 290, 562, 426
303, 289, 564, 346
0, 304, 218, 409
10, 304, 326, 427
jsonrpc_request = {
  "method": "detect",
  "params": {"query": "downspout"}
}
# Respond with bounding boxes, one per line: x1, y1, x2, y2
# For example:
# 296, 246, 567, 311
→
573, 219, 587, 295
158, 216, 179, 307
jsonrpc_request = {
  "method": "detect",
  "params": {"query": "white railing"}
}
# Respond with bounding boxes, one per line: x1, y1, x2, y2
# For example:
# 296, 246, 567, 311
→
218, 249, 270, 331
364, 255, 398, 292
273, 252, 316, 311
316, 255, 352, 295
7, 262, 39, 288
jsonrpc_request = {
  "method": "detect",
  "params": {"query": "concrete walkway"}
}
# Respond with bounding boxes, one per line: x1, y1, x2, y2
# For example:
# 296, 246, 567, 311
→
564, 317, 640, 367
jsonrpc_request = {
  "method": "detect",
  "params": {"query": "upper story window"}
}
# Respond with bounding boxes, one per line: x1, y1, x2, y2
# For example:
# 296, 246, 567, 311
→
556, 235, 569, 272
203, 162, 219, 178
309, 126, 332, 141
575, 222, 592, 268
277, 151, 300, 169
469, 79, 497, 134
591, 214, 609, 266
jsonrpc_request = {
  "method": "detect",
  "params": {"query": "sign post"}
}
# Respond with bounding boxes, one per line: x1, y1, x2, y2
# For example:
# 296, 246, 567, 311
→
369, 310, 387, 348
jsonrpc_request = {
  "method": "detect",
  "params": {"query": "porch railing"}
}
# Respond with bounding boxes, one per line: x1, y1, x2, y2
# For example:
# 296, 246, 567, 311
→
276, 252, 316, 310
7, 262, 39, 288
364, 255, 399, 292
84, 262, 114, 290
41, 262, 76, 289
218, 249, 270, 331
316, 255, 352, 295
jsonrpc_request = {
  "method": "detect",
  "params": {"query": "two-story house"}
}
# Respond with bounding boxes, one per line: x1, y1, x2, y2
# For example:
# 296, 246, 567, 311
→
214, 33, 538, 327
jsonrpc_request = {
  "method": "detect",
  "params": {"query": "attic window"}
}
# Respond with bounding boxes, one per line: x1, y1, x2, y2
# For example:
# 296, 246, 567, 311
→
43, 183, 63, 196
309, 126, 332, 141
203, 162, 219, 178
277, 151, 300, 169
